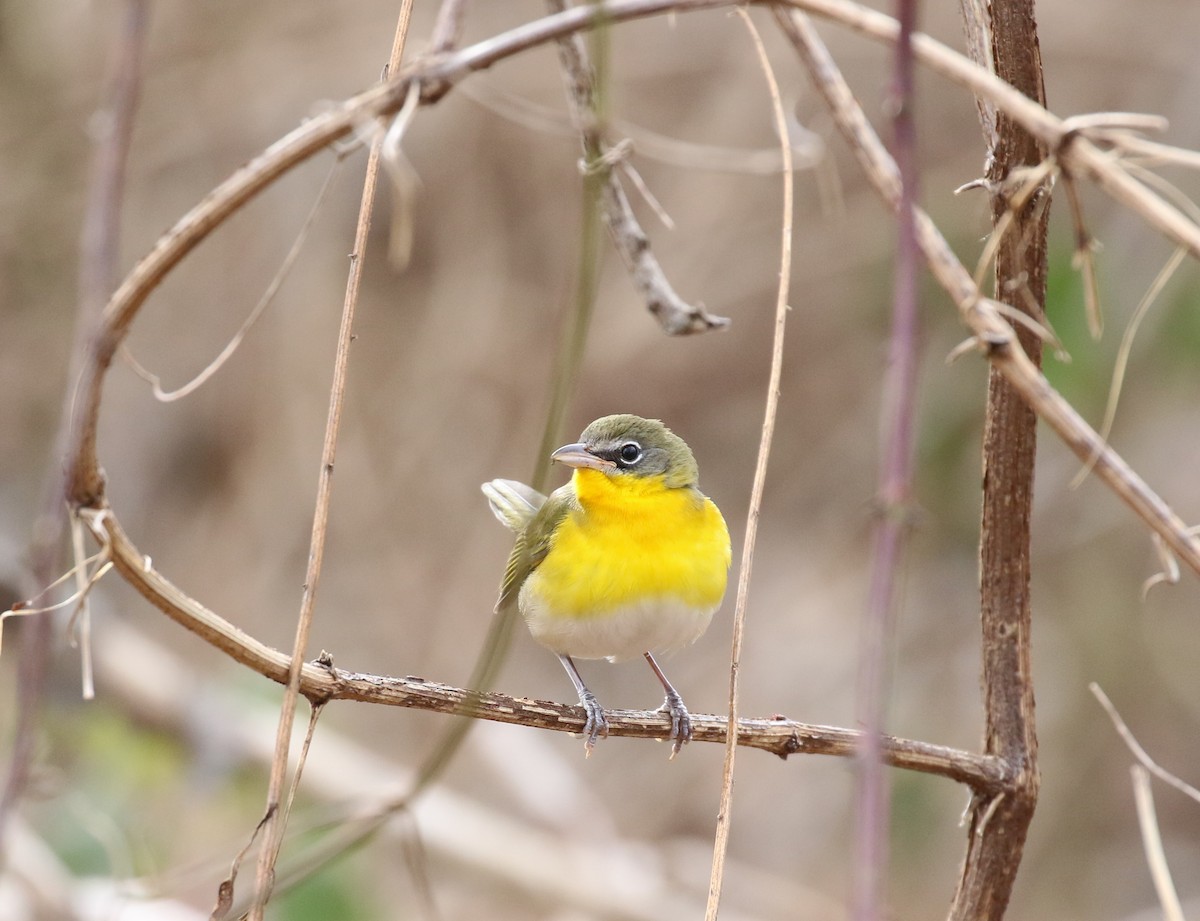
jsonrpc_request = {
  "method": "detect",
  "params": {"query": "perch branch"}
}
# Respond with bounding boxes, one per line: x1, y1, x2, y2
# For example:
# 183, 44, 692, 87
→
83, 508, 1005, 793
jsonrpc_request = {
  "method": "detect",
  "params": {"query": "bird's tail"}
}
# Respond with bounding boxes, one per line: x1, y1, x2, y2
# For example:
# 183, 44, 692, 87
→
481, 479, 546, 534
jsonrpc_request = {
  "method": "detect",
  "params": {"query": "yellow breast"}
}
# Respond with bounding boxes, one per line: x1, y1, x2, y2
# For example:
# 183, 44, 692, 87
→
526, 468, 731, 621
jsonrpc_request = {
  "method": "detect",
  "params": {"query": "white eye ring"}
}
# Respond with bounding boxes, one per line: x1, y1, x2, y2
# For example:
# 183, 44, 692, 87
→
619, 441, 642, 464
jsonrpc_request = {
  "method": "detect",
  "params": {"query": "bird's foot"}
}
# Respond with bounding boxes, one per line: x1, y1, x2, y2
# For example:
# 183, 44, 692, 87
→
657, 690, 692, 759
578, 689, 609, 756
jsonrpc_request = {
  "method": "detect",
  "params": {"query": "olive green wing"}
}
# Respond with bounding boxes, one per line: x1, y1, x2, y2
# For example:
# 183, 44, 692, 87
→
494, 485, 575, 613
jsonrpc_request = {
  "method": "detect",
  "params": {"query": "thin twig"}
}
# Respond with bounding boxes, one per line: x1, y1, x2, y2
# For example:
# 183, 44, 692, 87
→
66, 513, 97, 699
1070, 246, 1186, 489
247, 5, 414, 917
122, 159, 344, 403
777, 10, 1047, 919
1131, 766, 1186, 921
404, 0, 612, 798
460, 79, 824, 174
1090, 683, 1200, 806
705, 11, 792, 920
853, 0, 920, 915
1061, 171, 1102, 338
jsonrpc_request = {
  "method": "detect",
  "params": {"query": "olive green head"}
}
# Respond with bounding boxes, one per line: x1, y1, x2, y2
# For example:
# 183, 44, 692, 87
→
550, 414, 700, 488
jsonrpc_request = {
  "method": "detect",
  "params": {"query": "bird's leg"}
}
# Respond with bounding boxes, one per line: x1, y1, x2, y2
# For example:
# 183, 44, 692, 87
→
557, 654, 608, 755
644, 652, 691, 758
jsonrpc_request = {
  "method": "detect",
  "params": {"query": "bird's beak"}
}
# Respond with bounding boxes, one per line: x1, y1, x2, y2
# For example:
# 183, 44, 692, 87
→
550, 442, 615, 471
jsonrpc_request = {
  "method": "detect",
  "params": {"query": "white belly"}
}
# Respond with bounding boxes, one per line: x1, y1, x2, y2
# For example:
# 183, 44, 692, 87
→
520, 588, 717, 662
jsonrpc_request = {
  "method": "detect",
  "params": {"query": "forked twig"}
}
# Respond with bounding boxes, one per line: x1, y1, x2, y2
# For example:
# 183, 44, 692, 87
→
1060, 170, 1103, 338
546, 0, 730, 334
1095, 687, 1190, 921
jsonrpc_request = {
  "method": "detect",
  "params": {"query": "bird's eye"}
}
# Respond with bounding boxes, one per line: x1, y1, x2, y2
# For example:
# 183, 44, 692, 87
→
619, 442, 642, 464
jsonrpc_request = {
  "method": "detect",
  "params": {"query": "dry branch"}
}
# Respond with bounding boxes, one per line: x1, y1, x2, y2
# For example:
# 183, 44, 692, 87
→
706, 11, 794, 918
547, 0, 729, 334
86, 509, 1005, 792
1131, 766, 1186, 921
245, 7, 416, 917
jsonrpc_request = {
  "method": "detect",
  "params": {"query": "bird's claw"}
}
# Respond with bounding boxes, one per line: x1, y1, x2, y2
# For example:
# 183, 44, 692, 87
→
579, 689, 609, 756
658, 690, 692, 759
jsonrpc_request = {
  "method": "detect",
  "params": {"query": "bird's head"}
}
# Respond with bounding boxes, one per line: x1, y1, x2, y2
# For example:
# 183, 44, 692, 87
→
550, 414, 700, 489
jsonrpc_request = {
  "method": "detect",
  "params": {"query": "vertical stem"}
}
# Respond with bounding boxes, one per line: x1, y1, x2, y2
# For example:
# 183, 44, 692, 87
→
951, 1, 1046, 918
407, 0, 608, 797
533, 0, 611, 491
853, 0, 920, 918
0, 0, 149, 839
247, 4, 414, 916
705, 13, 793, 919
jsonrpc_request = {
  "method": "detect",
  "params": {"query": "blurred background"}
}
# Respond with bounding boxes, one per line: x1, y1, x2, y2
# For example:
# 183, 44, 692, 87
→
3, 1, 1200, 918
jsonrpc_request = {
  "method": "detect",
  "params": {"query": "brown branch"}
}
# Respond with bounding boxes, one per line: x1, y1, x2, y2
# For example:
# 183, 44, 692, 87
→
86, 509, 1005, 793
62, 0, 727, 512
950, 2, 1045, 918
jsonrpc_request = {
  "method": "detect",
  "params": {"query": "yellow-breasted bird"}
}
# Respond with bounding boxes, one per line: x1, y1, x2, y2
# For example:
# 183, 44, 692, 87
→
483, 414, 731, 756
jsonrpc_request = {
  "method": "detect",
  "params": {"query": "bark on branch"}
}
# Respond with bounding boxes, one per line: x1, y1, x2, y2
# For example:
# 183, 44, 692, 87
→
950, 2, 1045, 917
85, 509, 1005, 792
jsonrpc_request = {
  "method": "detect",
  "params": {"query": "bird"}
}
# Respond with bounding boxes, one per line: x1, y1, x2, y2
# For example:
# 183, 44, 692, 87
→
482, 414, 731, 756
